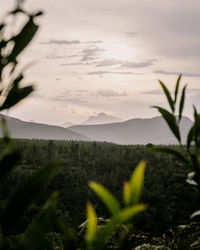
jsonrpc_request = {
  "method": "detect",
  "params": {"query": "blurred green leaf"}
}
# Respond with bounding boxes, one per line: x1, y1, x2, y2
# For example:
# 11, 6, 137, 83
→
86, 203, 97, 243
129, 161, 146, 205
59, 221, 77, 250
148, 147, 188, 165
2, 161, 60, 235
187, 125, 194, 150
0, 75, 34, 111
0, 150, 21, 183
179, 85, 187, 122
123, 182, 130, 206
194, 114, 200, 142
8, 17, 38, 61
22, 191, 58, 250
174, 74, 181, 104
96, 204, 145, 248
159, 80, 174, 112
89, 182, 120, 215
153, 106, 181, 142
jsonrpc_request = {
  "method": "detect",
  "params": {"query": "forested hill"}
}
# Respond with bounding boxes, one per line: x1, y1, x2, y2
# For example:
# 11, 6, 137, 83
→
69, 116, 193, 145
0, 115, 89, 141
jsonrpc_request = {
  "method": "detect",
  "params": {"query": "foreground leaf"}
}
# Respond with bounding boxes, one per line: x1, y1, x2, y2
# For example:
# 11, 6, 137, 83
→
9, 17, 39, 61
129, 161, 146, 205
0, 75, 33, 111
159, 80, 174, 112
96, 204, 145, 249
86, 203, 97, 243
2, 161, 60, 234
89, 182, 120, 215
174, 74, 182, 104
148, 147, 188, 164
179, 85, 187, 121
21, 192, 58, 250
153, 106, 181, 142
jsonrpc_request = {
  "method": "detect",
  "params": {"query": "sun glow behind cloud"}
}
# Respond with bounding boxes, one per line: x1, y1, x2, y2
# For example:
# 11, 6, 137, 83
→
103, 43, 133, 61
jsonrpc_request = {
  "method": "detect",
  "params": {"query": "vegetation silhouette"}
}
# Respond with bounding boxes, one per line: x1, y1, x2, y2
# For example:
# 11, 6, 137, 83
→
149, 75, 200, 218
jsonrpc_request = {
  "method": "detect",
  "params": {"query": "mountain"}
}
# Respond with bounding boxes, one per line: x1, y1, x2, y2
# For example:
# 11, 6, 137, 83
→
69, 116, 193, 145
82, 112, 123, 125
61, 122, 75, 128
0, 115, 89, 141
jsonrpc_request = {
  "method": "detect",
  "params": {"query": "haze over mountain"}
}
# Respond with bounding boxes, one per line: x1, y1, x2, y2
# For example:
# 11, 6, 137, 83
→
0, 115, 89, 141
0, 114, 193, 145
61, 122, 75, 128
69, 116, 193, 145
82, 112, 123, 125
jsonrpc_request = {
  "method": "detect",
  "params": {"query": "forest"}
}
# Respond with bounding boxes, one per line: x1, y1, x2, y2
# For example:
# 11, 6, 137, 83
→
2, 140, 198, 239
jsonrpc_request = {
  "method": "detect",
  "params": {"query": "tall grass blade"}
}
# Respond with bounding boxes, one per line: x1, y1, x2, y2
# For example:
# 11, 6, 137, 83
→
153, 106, 181, 142
159, 80, 174, 112
179, 85, 187, 122
174, 74, 182, 104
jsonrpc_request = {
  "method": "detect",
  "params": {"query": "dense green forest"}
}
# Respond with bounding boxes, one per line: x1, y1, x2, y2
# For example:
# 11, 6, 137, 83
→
2, 139, 198, 237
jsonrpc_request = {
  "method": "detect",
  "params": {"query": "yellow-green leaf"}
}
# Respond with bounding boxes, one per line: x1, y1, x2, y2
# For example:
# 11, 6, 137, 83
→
97, 204, 146, 248
123, 181, 131, 206
129, 161, 146, 205
86, 203, 97, 243
89, 182, 120, 215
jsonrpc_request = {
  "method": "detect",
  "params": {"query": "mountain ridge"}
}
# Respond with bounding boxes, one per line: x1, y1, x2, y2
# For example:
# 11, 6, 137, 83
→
69, 116, 193, 145
82, 112, 123, 125
0, 114, 89, 141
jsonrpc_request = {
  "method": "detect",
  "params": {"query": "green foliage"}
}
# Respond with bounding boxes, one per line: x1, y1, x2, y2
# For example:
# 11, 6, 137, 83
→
86, 161, 146, 249
0, 2, 61, 249
149, 75, 200, 218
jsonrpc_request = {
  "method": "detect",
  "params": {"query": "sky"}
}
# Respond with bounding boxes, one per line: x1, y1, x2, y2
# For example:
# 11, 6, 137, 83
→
1, 0, 200, 125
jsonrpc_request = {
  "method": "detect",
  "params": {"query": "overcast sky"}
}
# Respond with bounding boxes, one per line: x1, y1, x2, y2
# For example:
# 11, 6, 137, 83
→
1, 0, 200, 125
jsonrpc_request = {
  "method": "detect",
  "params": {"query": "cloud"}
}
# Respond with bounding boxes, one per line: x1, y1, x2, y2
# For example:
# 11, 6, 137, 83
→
87, 71, 143, 76
46, 54, 66, 59
154, 70, 200, 78
96, 59, 156, 68
61, 62, 85, 66
81, 47, 105, 61
51, 96, 88, 104
95, 89, 127, 97
126, 32, 138, 37
42, 39, 81, 45
121, 59, 156, 68
96, 59, 121, 67
142, 87, 200, 97
40, 39, 102, 46
142, 89, 163, 95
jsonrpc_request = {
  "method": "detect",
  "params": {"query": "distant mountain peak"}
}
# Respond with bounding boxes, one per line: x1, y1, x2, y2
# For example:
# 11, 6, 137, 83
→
82, 112, 123, 125
69, 115, 193, 145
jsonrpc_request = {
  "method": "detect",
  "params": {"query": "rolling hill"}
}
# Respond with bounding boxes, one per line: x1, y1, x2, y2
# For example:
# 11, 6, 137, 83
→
0, 115, 89, 141
69, 116, 193, 145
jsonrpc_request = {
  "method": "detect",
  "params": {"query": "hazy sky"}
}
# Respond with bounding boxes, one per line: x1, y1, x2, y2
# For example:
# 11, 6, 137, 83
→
1, 0, 200, 125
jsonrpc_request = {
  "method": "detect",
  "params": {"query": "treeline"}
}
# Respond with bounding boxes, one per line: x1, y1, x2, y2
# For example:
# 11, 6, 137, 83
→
1, 139, 199, 235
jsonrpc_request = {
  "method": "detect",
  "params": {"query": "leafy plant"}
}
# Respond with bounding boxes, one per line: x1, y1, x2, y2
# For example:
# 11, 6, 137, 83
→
148, 75, 200, 218
85, 161, 146, 250
0, 2, 61, 249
